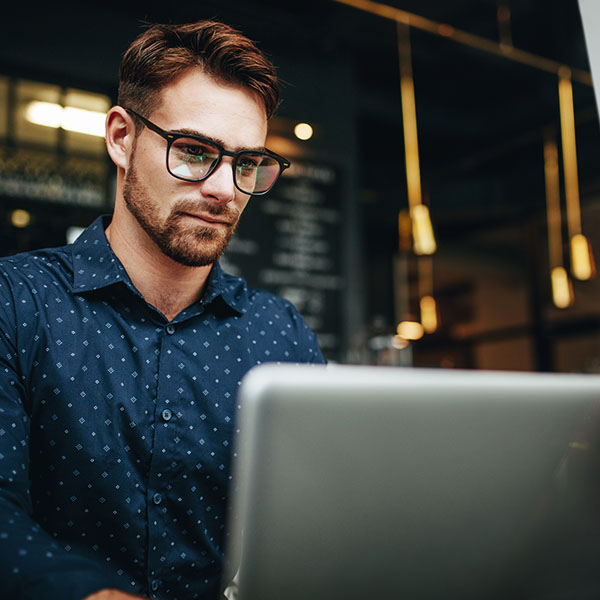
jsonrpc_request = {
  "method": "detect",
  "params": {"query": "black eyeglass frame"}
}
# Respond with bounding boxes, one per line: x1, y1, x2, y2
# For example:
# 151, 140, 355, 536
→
124, 107, 291, 195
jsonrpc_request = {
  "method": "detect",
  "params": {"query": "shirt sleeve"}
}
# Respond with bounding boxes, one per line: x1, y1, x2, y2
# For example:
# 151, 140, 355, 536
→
282, 298, 327, 365
0, 274, 123, 600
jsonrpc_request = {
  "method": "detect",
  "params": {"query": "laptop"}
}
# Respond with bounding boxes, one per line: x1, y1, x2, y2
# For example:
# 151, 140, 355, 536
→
223, 363, 600, 600
579, 0, 600, 122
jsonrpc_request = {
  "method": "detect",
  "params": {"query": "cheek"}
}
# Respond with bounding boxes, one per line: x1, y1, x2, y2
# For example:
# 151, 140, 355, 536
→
133, 151, 174, 200
132, 138, 167, 183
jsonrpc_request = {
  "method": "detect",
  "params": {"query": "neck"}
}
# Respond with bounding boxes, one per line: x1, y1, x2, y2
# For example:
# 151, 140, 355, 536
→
105, 209, 212, 322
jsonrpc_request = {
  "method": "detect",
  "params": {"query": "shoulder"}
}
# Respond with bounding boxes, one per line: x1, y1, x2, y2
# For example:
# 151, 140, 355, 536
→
220, 269, 303, 321
0, 245, 73, 301
246, 285, 325, 364
215, 266, 325, 364
246, 287, 304, 321
0, 245, 72, 281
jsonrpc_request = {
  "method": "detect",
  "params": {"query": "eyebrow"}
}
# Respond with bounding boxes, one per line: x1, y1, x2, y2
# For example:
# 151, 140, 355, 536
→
170, 127, 267, 153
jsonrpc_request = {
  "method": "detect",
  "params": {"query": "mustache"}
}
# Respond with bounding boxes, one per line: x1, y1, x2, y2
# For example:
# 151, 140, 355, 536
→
170, 199, 240, 222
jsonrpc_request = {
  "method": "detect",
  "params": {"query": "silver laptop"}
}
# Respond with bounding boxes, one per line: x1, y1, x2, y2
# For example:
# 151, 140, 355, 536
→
223, 364, 600, 600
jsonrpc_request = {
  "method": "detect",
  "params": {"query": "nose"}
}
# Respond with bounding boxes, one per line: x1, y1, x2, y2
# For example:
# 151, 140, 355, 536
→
199, 158, 237, 205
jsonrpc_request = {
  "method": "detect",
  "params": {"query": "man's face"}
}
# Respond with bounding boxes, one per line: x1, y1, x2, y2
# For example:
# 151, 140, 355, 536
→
122, 69, 268, 267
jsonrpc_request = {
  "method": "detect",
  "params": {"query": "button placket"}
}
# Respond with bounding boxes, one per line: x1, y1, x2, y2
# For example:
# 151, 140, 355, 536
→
147, 322, 179, 589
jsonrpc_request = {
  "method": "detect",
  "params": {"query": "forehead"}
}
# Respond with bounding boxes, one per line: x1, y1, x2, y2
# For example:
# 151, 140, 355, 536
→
152, 68, 268, 149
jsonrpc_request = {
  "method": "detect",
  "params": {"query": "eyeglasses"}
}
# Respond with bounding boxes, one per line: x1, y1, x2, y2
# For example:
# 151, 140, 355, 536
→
124, 108, 290, 195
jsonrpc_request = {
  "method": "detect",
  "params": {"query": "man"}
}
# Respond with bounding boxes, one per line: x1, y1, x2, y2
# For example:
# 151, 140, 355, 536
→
0, 20, 324, 600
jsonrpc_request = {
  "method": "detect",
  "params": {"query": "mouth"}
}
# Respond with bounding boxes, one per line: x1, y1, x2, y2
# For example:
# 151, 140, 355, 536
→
181, 212, 232, 228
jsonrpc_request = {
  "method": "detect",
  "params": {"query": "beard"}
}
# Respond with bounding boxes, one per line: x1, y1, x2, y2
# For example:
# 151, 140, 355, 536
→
122, 159, 241, 267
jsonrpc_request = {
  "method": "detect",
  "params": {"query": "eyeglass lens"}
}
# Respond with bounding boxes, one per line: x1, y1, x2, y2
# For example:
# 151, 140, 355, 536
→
168, 137, 281, 194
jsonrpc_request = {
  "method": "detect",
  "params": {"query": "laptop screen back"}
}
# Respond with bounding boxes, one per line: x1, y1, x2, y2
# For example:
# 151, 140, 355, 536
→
224, 364, 600, 600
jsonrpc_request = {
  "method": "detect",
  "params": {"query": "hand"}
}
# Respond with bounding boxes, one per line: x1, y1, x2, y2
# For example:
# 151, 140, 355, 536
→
84, 590, 146, 600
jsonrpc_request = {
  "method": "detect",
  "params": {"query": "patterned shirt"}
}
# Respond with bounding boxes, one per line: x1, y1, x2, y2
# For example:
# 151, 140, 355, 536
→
0, 215, 324, 600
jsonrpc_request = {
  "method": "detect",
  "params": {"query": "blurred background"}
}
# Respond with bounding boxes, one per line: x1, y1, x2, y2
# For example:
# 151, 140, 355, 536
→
1, 0, 599, 371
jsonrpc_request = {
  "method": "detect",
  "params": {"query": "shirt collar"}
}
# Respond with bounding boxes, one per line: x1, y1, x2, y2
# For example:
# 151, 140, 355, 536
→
70, 214, 244, 316
202, 261, 246, 316
71, 214, 128, 293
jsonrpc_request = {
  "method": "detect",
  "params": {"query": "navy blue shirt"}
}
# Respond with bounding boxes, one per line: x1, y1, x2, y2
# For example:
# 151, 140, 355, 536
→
0, 215, 324, 600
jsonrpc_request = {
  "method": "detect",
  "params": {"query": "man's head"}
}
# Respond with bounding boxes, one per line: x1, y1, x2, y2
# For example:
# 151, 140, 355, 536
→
106, 20, 283, 268
118, 20, 280, 124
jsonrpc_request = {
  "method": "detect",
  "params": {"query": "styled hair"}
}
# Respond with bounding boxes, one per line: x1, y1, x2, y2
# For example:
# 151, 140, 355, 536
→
117, 20, 280, 122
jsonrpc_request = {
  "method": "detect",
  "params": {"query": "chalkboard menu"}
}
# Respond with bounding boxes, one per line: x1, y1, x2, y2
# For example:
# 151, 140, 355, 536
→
221, 160, 343, 362
0, 145, 108, 209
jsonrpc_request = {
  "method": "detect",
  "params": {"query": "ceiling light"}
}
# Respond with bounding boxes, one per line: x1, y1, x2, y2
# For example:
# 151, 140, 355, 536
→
25, 101, 106, 137
396, 320, 424, 341
410, 204, 437, 255
294, 122, 313, 141
11, 209, 31, 228
420, 295, 438, 333
570, 233, 595, 280
551, 266, 573, 309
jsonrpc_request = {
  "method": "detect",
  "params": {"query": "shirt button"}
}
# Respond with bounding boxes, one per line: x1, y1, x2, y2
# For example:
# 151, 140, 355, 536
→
151, 579, 160, 592
152, 492, 163, 505
161, 408, 172, 422
166, 324, 176, 335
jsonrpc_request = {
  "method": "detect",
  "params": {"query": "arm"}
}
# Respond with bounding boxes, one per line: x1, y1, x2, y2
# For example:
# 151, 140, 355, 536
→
0, 275, 124, 600
281, 297, 327, 365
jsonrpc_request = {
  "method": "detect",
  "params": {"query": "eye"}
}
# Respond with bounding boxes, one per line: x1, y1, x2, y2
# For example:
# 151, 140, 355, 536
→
184, 145, 205, 157
237, 155, 260, 173
172, 138, 219, 162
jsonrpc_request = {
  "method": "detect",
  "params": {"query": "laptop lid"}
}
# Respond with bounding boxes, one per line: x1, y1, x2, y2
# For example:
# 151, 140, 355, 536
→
224, 364, 600, 600
579, 0, 600, 123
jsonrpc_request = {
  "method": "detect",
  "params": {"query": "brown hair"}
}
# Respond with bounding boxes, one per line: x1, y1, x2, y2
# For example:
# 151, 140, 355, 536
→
117, 20, 280, 123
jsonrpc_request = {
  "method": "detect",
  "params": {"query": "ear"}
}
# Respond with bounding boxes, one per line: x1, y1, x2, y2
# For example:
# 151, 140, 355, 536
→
105, 106, 136, 170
